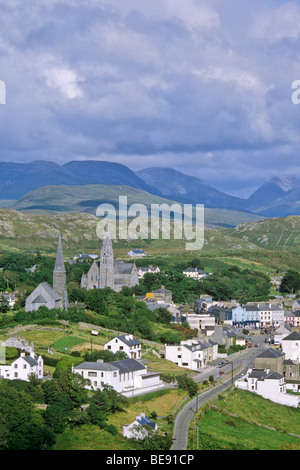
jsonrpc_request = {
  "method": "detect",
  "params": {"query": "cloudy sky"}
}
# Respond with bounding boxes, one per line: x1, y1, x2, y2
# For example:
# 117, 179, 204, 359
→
1, 0, 300, 197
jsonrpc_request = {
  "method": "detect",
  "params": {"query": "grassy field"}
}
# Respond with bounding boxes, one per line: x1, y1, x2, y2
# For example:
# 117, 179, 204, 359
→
53, 388, 186, 450
189, 388, 300, 450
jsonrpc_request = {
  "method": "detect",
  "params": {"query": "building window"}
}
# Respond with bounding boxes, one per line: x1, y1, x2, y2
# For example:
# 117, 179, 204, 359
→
88, 372, 97, 377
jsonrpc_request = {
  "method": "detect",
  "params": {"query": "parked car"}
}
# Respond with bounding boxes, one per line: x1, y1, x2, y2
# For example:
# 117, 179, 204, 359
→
254, 343, 259, 347
219, 371, 224, 375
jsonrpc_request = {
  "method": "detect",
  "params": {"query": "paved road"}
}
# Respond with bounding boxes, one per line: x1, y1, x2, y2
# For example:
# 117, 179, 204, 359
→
172, 336, 267, 450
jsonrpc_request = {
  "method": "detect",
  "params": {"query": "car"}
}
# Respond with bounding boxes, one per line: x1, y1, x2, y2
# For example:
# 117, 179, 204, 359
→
219, 371, 224, 375
254, 343, 259, 347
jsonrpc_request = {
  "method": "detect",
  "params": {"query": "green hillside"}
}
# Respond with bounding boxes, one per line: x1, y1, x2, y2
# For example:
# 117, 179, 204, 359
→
225, 216, 300, 251
1, 183, 263, 229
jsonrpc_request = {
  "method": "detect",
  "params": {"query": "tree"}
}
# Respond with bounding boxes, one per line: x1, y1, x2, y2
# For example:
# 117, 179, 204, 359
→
280, 270, 300, 294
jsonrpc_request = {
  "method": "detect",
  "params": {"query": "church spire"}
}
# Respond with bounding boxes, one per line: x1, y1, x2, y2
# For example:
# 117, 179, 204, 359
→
54, 234, 66, 273
53, 234, 68, 309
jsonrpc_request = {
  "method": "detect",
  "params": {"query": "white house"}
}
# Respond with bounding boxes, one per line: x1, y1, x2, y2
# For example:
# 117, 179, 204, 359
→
184, 314, 216, 336
281, 331, 300, 363
72, 358, 164, 397
0, 351, 43, 381
104, 334, 142, 360
137, 266, 160, 279
235, 368, 300, 408
128, 249, 147, 258
164, 338, 218, 371
123, 412, 158, 439
182, 267, 207, 280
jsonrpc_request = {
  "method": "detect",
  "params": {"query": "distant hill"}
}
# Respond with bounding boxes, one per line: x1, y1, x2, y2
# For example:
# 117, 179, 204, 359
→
244, 175, 300, 217
0, 208, 259, 256
8, 183, 263, 228
136, 167, 246, 209
1, 159, 300, 219
0, 160, 161, 200
138, 167, 300, 218
225, 215, 300, 251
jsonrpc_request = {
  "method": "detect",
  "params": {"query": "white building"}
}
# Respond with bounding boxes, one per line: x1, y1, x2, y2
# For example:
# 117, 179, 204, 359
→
164, 338, 218, 371
281, 331, 300, 363
72, 358, 164, 397
257, 303, 285, 328
0, 351, 43, 381
137, 266, 160, 279
184, 314, 216, 336
128, 249, 147, 258
235, 368, 299, 408
182, 267, 207, 280
104, 334, 142, 360
123, 412, 158, 439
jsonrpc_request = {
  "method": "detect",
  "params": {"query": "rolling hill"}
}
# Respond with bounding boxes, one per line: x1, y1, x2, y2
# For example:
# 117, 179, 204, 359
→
225, 215, 300, 251
7, 183, 263, 229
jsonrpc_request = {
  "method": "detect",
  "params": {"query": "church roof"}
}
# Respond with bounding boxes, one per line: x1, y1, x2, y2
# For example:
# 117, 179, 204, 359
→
114, 260, 135, 274
40, 282, 61, 301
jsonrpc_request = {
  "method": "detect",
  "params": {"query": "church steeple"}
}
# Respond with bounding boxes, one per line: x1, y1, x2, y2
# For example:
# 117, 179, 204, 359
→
99, 230, 114, 290
54, 234, 66, 273
53, 234, 68, 309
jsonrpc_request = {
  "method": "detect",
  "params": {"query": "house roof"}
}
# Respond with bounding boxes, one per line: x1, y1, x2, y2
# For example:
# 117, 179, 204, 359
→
282, 331, 300, 341
265, 371, 284, 380
74, 362, 119, 371
256, 348, 284, 359
136, 415, 156, 429
110, 358, 146, 373
117, 335, 141, 347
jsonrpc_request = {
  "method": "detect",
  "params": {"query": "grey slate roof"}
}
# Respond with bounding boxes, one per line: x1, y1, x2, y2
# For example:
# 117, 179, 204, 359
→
114, 260, 135, 275
265, 371, 284, 380
23, 355, 39, 366
282, 331, 300, 341
110, 358, 146, 373
74, 361, 119, 371
256, 348, 284, 359
117, 335, 141, 347
40, 282, 61, 301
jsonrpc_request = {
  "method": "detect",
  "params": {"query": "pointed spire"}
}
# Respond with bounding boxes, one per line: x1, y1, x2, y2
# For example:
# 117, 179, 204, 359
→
54, 234, 66, 273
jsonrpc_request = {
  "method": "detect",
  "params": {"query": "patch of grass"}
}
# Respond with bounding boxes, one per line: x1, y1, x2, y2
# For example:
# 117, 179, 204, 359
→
52, 424, 133, 450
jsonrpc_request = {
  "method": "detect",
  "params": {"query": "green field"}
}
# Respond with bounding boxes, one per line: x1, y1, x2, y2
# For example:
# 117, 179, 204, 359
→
189, 388, 300, 450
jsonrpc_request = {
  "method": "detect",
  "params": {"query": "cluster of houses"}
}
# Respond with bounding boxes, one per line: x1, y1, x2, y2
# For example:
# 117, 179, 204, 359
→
235, 331, 300, 408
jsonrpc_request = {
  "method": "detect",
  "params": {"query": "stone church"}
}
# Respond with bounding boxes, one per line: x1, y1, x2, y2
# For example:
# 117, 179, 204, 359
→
81, 232, 139, 292
25, 235, 69, 312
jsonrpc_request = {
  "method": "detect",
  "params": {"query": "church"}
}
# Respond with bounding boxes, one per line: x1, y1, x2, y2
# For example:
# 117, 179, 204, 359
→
81, 231, 139, 292
25, 235, 69, 312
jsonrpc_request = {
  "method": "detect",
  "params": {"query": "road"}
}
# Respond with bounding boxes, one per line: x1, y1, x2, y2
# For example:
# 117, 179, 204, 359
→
172, 335, 267, 450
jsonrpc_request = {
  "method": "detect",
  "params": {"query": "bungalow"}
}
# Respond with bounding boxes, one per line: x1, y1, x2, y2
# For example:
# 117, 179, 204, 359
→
123, 412, 158, 439
104, 334, 142, 360
128, 249, 147, 258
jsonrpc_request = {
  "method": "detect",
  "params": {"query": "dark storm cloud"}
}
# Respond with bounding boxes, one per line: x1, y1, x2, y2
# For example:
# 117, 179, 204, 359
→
0, 0, 300, 195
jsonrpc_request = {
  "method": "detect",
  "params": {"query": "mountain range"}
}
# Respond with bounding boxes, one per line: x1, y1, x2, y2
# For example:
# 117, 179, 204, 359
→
0, 159, 299, 219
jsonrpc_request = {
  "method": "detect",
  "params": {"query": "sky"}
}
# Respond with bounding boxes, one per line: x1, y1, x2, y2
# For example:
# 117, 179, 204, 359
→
1, 0, 300, 197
